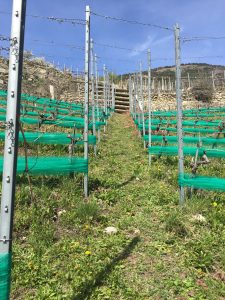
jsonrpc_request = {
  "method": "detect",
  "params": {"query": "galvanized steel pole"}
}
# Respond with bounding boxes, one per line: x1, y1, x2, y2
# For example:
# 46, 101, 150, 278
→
147, 49, 152, 166
84, 6, 90, 198
129, 75, 132, 114
111, 82, 115, 111
103, 64, 107, 131
174, 23, 185, 205
0, 1, 27, 299
94, 54, 100, 143
140, 62, 146, 148
90, 39, 97, 156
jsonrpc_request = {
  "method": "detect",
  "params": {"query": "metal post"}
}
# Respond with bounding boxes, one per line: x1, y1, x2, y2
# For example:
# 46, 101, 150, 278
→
136, 72, 141, 130
158, 80, 161, 93
90, 39, 96, 156
147, 49, 152, 165
133, 75, 137, 120
174, 23, 185, 205
103, 65, 107, 131
112, 82, 115, 111
129, 75, 132, 114
106, 69, 109, 116
94, 54, 100, 143
0, 1, 27, 299
152, 77, 155, 91
212, 71, 215, 90
187, 72, 191, 89
140, 62, 146, 148
162, 76, 164, 91
84, 5, 90, 198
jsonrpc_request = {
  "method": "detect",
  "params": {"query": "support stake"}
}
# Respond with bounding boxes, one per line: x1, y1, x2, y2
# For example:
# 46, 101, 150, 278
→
174, 23, 185, 205
84, 5, 90, 198
0, 1, 27, 299
148, 49, 152, 165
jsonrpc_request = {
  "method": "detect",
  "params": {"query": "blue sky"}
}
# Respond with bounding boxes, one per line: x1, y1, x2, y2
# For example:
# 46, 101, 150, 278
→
1, 0, 225, 75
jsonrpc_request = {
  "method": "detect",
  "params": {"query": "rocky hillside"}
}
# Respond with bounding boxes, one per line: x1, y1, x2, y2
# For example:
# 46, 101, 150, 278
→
123, 63, 225, 81
0, 54, 85, 101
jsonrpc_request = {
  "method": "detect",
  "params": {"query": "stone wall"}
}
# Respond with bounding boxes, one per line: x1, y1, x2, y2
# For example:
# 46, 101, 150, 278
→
0, 56, 85, 102
148, 90, 225, 111
1, 55, 225, 111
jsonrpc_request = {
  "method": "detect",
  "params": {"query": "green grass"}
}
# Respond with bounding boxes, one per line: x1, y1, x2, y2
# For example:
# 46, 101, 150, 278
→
9, 113, 225, 299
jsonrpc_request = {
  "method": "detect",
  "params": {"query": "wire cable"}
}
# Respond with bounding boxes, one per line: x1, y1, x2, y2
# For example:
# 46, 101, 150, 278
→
182, 36, 225, 43
0, 11, 86, 25
91, 11, 173, 31
93, 41, 140, 53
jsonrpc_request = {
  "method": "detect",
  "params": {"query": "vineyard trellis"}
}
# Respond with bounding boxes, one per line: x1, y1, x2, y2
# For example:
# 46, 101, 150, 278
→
0, 1, 225, 299
129, 23, 225, 206
0, 2, 117, 299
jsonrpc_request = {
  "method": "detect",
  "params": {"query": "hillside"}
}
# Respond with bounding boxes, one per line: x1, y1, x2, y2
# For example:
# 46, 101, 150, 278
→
0, 54, 84, 101
123, 63, 225, 80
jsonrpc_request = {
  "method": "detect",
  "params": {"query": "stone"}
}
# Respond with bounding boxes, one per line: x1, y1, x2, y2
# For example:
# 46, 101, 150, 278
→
0, 68, 7, 74
104, 226, 118, 235
191, 214, 206, 223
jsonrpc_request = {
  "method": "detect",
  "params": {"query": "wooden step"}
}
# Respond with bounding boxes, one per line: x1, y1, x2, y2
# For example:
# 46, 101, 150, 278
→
115, 101, 129, 106
115, 108, 129, 114
115, 104, 130, 110
115, 96, 129, 102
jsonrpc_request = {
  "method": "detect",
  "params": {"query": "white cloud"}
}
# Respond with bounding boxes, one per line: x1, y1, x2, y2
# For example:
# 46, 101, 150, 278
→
129, 33, 173, 57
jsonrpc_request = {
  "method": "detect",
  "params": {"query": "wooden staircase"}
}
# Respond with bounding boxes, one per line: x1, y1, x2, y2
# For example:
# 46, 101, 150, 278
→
115, 88, 129, 114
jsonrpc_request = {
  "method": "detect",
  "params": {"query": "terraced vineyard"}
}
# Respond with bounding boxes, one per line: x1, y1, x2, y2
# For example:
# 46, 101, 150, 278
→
8, 113, 224, 299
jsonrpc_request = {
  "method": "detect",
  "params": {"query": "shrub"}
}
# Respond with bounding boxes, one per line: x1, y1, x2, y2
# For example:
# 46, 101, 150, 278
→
191, 78, 214, 102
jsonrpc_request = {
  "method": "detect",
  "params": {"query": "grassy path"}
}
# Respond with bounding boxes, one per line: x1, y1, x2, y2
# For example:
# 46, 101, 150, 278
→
12, 113, 224, 299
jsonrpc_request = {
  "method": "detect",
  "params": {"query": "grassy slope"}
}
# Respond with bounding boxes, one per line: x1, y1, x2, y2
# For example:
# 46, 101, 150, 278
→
12, 113, 224, 299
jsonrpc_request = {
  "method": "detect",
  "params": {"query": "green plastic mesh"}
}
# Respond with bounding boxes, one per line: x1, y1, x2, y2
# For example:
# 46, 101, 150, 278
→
179, 174, 225, 191
0, 156, 88, 175
0, 91, 109, 121
0, 132, 96, 145
0, 90, 7, 97
144, 119, 223, 127
0, 253, 11, 300
0, 114, 106, 130
143, 135, 225, 146
139, 124, 225, 134
132, 107, 225, 119
148, 145, 225, 158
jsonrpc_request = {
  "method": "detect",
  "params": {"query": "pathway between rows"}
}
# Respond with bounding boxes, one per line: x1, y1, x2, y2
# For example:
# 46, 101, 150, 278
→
85, 113, 196, 299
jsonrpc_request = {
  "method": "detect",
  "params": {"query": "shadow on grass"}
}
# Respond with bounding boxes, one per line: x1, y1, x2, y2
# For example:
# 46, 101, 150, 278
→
72, 236, 140, 300
89, 175, 136, 191
16, 175, 63, 188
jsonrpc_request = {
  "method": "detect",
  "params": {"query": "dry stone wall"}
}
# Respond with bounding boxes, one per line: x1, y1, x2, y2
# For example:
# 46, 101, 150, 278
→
1, 56, 225, 111
0, 57, 85, 102
147, 90, 225, 111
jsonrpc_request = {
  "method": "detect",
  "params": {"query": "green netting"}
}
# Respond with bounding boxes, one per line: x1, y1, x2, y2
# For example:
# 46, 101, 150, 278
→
179, 174, 225, 191
144, 119, 223, 127
0, 114, 106, 129
1, 91, 108, 117
0, 90, 7, 97
0, 156, 88, 175
139, 124, 225, 134
0, 132, 96, 145
132, 106, 225, 119
0, 253, 11, 300
143, 135, 225, 146
148, 145, 225, 158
